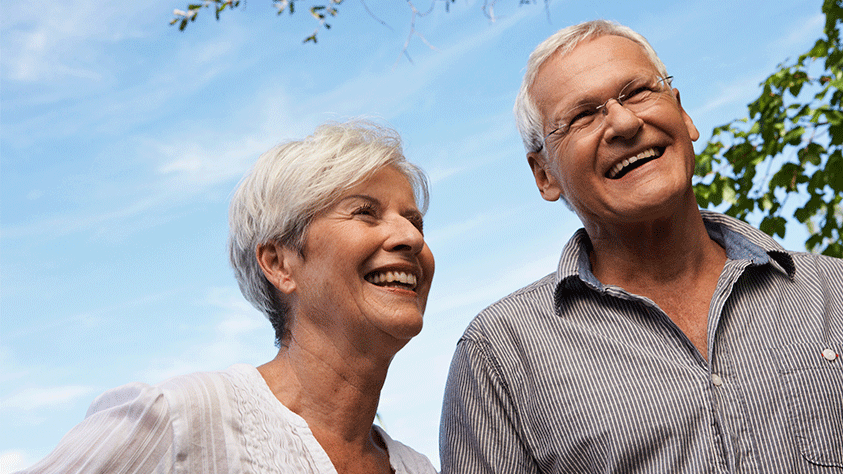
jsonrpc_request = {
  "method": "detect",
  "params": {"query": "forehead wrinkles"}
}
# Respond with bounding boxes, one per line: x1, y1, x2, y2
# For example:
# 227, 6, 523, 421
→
530, 37, 657, 124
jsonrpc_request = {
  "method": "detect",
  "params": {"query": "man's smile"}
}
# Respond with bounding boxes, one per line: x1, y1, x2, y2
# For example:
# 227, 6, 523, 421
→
606, 147, 664, 179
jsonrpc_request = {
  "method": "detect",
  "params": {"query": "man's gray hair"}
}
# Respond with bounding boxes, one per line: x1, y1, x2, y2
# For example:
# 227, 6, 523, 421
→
513, 20, 668, 155
228, 119, 429, 345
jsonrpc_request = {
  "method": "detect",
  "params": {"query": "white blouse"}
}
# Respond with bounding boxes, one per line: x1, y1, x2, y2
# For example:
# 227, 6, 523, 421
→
18, 364, 437, 473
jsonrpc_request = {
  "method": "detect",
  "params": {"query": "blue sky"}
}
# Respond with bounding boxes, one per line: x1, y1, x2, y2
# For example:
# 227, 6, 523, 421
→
0, 0, 825, 470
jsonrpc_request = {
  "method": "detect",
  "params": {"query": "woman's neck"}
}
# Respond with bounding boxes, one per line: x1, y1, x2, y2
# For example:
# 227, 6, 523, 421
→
256, 326, 396, 473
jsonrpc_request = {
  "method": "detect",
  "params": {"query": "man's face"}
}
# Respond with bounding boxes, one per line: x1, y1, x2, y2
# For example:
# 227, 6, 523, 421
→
527, 35, 700, 229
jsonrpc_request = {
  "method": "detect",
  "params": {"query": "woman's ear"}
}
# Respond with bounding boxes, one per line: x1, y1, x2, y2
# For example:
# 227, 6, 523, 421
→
256, 242, 298, 295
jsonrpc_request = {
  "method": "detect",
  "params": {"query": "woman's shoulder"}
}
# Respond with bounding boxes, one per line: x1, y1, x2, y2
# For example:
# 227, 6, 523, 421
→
150, 364, 272, 440
17, 379, 179, 473
155, 364, 257, 406
375, 425, 439, 474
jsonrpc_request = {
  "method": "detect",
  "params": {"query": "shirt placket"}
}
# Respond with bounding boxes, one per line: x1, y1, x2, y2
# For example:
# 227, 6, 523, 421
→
706, 258, 761, 474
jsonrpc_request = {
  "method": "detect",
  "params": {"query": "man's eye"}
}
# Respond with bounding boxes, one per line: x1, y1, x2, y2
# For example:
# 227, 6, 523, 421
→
624, 86, 653, 101
569, 109, 596, 126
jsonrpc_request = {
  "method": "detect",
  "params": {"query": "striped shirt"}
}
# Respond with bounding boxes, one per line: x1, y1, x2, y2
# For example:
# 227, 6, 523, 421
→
18, 364, 437, 474
440, 211, 843, 473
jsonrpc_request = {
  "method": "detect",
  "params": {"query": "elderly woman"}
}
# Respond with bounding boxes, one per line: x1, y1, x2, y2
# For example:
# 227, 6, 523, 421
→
18, 120, 437, 474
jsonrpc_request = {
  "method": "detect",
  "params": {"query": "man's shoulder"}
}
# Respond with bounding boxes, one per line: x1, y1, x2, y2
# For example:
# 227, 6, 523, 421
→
789, 249, 843, 265
788, 249, 843, 282
462, 272, 559, 340
479, 272, 558, 316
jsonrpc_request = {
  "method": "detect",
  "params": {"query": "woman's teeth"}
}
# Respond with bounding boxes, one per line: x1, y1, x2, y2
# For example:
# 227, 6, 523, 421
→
365, 271, 418, 289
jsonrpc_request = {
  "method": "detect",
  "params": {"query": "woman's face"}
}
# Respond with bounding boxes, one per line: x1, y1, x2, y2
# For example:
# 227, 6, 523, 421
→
283, 166, 435, 353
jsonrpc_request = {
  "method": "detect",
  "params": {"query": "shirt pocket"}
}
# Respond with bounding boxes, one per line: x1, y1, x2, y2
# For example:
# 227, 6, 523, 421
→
772, 343, 843, 468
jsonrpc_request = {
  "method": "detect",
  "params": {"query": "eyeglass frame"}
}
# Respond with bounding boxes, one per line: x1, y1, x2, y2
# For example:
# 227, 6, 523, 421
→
540, 75, 674, 152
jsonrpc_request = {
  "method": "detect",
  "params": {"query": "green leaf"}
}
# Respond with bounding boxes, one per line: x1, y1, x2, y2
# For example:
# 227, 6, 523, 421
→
760, 216, 787, 238
799, 142, 826, 165
826, 150, 843, 191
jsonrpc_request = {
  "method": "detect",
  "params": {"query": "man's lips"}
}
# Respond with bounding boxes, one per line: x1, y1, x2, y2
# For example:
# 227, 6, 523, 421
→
606, 147, 664, 179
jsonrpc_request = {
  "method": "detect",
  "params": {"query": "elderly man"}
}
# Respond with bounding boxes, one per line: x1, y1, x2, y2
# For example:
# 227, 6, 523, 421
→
440, 20, 843, 473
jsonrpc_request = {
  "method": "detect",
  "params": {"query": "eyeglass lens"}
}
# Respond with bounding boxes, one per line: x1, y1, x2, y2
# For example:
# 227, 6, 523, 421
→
543, 75, 672, 148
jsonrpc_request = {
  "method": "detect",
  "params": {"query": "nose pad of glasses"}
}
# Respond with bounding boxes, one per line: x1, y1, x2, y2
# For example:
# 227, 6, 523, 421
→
601, 97, 625, 116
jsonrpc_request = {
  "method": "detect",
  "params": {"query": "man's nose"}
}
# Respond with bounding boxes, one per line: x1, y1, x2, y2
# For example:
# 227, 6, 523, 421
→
602, 100, 643, 141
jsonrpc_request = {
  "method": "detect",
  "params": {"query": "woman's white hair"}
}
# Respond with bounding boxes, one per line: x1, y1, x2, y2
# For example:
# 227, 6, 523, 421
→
228, 119, 429, 345
513, 20, 668, 155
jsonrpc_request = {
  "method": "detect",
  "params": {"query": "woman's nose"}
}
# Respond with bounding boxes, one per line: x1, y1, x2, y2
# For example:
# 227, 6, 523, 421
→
384, 216, 425, 254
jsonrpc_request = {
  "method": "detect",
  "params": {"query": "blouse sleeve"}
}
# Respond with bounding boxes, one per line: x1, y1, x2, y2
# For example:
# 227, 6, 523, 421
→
16, 382, 175, 474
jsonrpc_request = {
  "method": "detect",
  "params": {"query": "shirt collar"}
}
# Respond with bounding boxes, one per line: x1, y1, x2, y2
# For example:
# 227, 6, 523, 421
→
554, 210, 796, 294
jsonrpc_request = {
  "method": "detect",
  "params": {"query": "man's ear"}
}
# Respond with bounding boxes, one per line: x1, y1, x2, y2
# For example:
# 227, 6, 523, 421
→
527, 152, 563, 202
673, 89, 700, 142
256, 242, 298, 295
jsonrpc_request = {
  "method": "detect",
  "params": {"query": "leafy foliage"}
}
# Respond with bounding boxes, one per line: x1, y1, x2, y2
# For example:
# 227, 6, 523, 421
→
170, 0, 344, 42
168, 1, 538, 45
694, 0, 843, 257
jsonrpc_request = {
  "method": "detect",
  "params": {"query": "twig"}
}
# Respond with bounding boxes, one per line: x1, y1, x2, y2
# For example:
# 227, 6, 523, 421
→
360, 0, 393, 31
393, 0, 439, 68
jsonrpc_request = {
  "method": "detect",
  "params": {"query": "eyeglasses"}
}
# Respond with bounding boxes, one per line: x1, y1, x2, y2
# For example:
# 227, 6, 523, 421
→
542, 75, 674, 150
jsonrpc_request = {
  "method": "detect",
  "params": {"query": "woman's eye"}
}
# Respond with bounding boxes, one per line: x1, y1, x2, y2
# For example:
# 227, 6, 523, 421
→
352, 204, 378, 218
409, 216, 424, 234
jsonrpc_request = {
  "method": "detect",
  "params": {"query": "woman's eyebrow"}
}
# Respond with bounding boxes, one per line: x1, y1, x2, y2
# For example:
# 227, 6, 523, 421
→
339, 194, 379, 205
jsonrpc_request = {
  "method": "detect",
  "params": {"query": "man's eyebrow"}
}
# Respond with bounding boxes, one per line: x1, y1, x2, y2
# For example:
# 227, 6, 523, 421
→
545, 96, 600, 130
560, 77, 646, 111
562, 87, 610, 109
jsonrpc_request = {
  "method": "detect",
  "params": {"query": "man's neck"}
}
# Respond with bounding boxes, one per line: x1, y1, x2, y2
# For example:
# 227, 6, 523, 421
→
585, 205, 723, 287
583, 206, 727, 358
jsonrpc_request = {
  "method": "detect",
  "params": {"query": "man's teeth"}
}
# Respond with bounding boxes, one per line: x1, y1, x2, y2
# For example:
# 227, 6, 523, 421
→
365, 271, 418, 289
608, 148, 659, 179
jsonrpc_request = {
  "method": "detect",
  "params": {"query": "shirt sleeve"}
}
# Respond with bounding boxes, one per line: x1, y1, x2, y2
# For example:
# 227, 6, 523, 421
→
16, 382, 175, 474
439, 338, 537, 474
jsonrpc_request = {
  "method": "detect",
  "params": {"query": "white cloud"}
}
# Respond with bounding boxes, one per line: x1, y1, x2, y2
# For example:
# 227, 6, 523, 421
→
1, 0, 162, 83
425, 210, 503, 248
0, 194, 165, 241
692, 76, 764, 115
148, 133, 276, 188
135, 287, 275, 383
284, 3, 534, 124
2, 95, 297, 248
2, 385, 98, 411
776, 12, 824, 52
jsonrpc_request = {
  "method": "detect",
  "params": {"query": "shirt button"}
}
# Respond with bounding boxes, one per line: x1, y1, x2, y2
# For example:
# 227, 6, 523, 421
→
822, 348, 838, 361
711, 374, 724, 386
